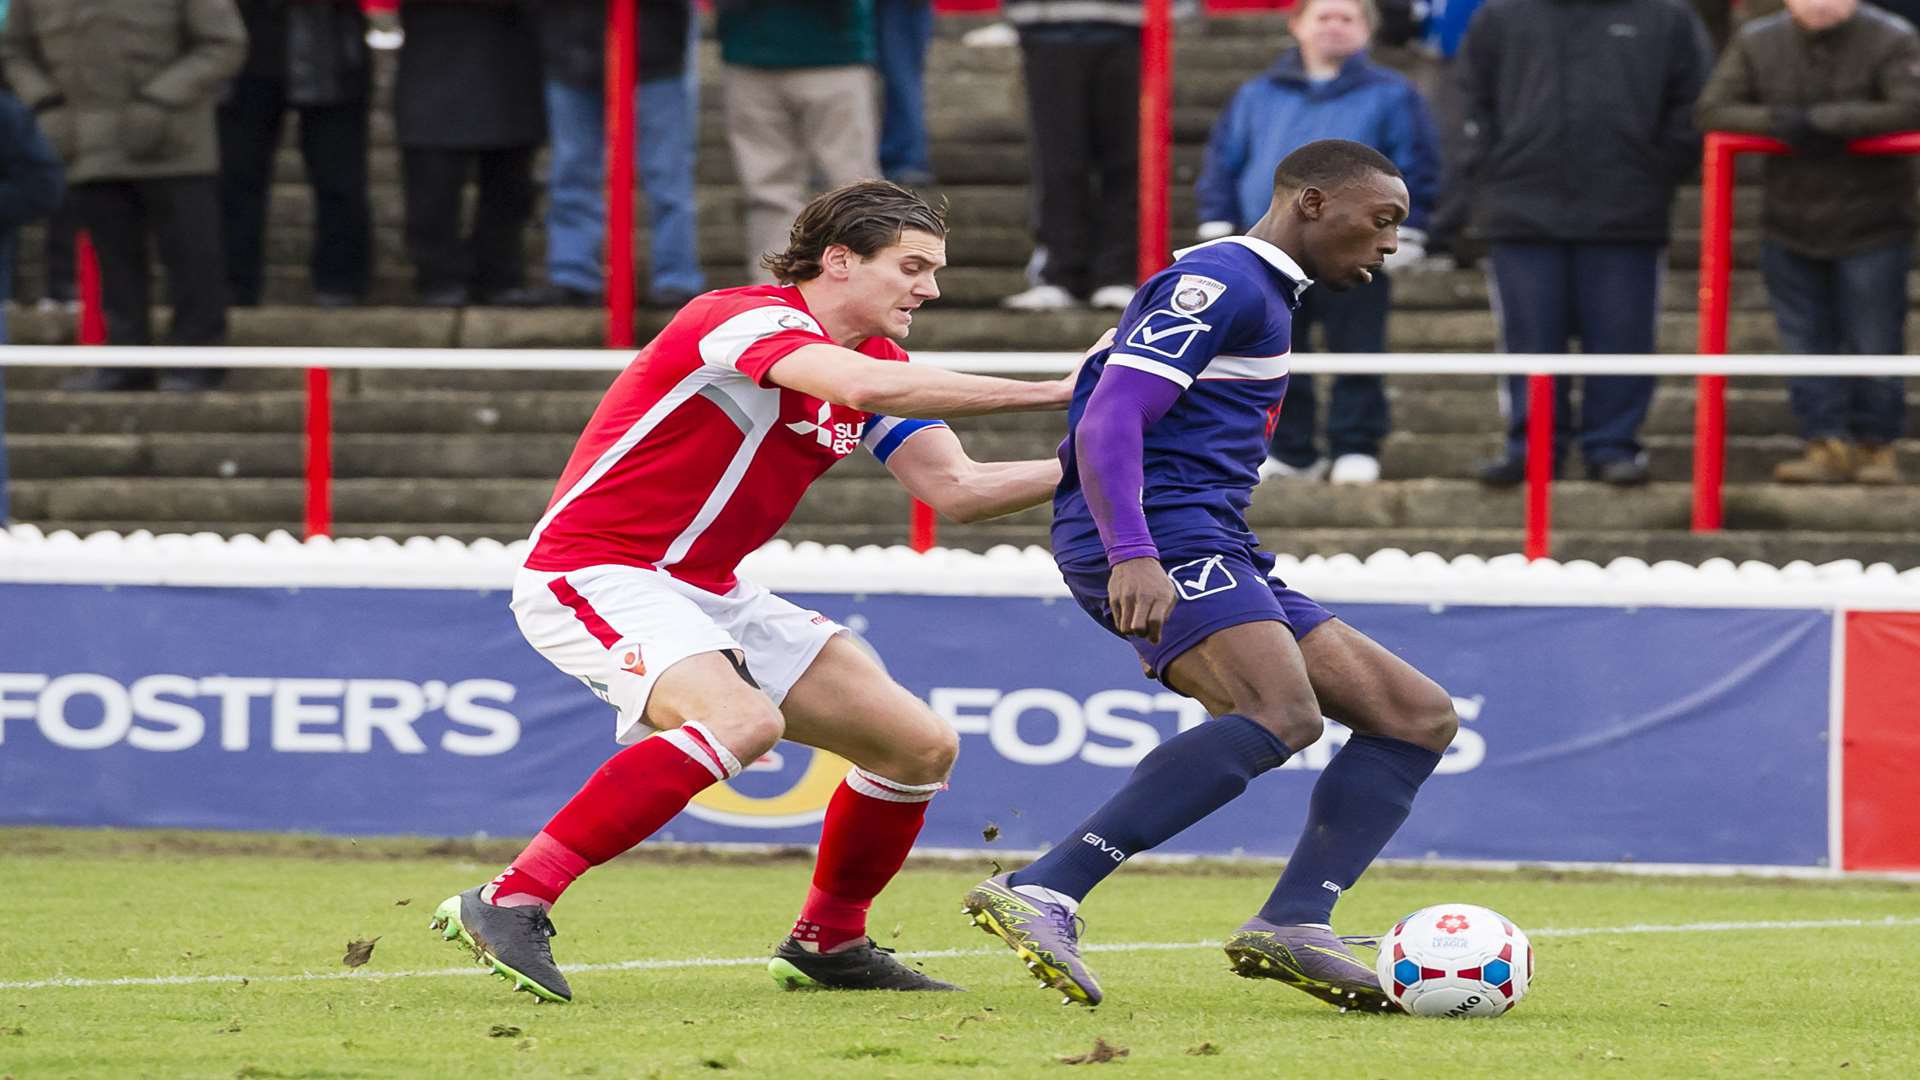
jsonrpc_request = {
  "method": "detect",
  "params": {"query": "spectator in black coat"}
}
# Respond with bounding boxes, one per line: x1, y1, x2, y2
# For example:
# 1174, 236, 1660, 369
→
220, 0, 375, 307
394, 0, 546, 306
1458, 0, 1713, 488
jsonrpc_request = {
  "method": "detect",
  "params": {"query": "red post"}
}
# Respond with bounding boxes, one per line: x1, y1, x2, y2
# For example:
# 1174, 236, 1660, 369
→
304, 367, 333, 539
605, 0, 638, 349
1690, 132, 1779, 532
1137, 0, 1173, 281
76, 232, 106, 345
909, 499, 937, 552
1524, 373, 1553, 561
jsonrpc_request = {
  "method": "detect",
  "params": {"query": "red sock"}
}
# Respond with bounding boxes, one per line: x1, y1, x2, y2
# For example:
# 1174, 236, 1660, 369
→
487, 721, 741, 909
792, 768, 941, 953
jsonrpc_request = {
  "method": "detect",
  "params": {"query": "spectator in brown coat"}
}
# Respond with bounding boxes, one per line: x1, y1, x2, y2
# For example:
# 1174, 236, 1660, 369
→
2, 0, 247, 391
1696, 0, 1920, 484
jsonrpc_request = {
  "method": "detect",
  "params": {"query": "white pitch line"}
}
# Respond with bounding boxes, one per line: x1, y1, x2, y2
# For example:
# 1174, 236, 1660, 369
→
4, 915, 1917, 993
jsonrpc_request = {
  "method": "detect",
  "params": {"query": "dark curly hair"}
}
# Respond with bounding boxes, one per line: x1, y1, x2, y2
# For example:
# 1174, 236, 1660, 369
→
761, 180, 949, 284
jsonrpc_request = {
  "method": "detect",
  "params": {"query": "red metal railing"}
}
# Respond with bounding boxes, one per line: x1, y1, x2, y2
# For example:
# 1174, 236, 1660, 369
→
1693, 130, 1920, 531
1138, 0, 1173, 282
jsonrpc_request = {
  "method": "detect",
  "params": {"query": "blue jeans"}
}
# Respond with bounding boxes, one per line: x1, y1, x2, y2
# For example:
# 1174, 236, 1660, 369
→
1760, 240, 1909, 444
0, 229, 14, 523
1269, 269, 1391, 464
544, 62, 704, 297
875, 0, 933, 179
1489, 241, 1663, 466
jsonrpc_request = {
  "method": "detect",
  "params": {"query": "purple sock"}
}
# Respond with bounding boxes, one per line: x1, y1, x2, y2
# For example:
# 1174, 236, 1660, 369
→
1011, 714, 1291, 901
1259, 734, 1443, 925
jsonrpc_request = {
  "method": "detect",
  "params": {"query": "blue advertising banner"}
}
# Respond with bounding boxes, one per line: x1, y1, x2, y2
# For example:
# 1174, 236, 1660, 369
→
0, 584, 1833, 866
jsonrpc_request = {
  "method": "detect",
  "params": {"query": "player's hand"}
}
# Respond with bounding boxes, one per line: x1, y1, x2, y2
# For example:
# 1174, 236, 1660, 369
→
1108, 557, 1177, 644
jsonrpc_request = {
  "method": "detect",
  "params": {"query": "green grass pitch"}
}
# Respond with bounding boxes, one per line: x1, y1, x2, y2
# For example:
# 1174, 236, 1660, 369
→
4, 829, 1917, 1078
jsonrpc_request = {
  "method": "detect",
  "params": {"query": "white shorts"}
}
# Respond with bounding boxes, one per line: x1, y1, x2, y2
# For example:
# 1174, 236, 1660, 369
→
510, 564, 846, 744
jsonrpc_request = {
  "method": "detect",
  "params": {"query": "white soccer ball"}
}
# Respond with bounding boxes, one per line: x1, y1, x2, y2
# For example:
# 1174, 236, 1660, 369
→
1376, 903, 1533, 1017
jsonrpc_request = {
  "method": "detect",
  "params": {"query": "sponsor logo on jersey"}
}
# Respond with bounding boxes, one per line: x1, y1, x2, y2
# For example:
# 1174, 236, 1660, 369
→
1171, 274, 1227, 314
1125, 308, 1214, 360
785, 401, 862, 456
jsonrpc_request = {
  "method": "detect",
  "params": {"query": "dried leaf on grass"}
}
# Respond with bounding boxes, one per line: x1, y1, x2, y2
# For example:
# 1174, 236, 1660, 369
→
488, 1024, 522, 1038
341, 937, 380, 968
981, 823, 1001, 843
1185, 1041, 1220, 1056
394, 898, 412, 907
1058, 1038, 1129, 1065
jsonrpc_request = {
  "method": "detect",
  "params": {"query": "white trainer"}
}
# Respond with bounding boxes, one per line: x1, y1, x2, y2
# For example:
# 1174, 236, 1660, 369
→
1089, 284, 1137, 310
1329, 454, 1381, 484
1002, 284, 1078, 311
1258, 456, 1329, 482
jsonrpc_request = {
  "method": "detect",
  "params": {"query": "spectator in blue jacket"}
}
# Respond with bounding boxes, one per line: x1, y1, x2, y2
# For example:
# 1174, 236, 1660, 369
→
1195, 0, 1440, 485
0, 84, 65, 524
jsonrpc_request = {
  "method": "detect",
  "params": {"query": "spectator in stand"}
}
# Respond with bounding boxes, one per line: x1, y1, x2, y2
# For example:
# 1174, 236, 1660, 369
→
1196, 0, 1440, 486
875, 0, 936, 186
718, 0, 880, 283
1000, 0, 1185, 312
517, 0, 703, 310
1, 0, 246, 392
1457, 0, 1712, 488
394, 0, 545, 307
1414, 0, 1484, 265
0, 75, 66, 525
220, 0, 374, 308
1696, 0, 1920, 485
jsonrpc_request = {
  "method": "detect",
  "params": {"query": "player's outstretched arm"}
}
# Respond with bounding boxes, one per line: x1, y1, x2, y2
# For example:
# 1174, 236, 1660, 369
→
764, 343, 1073, 418
881, 425, 1062, 524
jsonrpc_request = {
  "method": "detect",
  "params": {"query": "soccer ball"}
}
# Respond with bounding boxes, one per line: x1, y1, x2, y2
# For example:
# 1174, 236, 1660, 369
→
1376, 903, 1533, 1017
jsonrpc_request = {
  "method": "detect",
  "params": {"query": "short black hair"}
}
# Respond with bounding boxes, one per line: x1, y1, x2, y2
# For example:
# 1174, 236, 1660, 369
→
762, 180, 948, 284
1272, 139, 1401, 195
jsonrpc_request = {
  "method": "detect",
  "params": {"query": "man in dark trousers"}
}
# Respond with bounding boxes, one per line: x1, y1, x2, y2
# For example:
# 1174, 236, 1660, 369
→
1697, 0, 1920, 485
1001, 0, 1196, 313
1457, 0, 1713, 487
394, 0, 545, 307
219, 0, 374, 307
2, 0, 246, 391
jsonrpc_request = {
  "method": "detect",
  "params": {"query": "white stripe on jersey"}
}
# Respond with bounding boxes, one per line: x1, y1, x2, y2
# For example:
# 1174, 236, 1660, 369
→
526, 363, 730, 549
1197, 351, 1290, 381
657, 379, 784, 570
697, 306, 822, 371
1107, 353, 1195, 388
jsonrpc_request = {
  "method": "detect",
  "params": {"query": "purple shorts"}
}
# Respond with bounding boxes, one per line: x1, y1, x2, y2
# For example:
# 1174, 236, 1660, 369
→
1059, 546, 1336, 684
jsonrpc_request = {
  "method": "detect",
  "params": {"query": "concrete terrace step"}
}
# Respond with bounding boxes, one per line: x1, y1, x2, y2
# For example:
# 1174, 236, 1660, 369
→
14, 475, 1920, 539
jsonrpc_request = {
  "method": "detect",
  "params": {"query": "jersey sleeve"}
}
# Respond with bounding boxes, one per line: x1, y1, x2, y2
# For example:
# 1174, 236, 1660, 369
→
861, 415, 948, 464
695, 300, 834, 386
1103, 264, 1265, 389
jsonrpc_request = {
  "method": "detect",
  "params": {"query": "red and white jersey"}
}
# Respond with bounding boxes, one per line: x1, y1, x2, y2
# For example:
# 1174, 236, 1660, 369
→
524, 284, 938, 594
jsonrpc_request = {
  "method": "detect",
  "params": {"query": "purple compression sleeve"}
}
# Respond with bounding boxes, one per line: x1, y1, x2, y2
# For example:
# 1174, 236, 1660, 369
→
1076, 364, 1186, 564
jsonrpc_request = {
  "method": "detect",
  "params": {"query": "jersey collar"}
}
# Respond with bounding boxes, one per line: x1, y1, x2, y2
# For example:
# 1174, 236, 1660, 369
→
1172, 235, 1314, 304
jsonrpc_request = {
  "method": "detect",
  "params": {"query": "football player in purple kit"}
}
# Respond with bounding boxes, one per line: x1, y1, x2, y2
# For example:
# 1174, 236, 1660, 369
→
964, 140, 1460, 1011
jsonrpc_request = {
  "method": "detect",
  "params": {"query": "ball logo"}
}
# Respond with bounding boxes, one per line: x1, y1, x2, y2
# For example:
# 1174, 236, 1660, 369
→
685, 743, 852, 829
1173, 287, 1209, 313
1436, 913, 1471, 934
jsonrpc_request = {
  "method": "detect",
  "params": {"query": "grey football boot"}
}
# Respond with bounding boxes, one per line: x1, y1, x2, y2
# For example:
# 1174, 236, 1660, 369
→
1223, 916, 1396, 1012
962, 873, 1103, 1006
430, 887, 571, 1003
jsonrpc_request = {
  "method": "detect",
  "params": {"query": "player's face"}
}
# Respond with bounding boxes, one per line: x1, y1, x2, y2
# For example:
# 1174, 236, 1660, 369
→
851, 230, 947, 341
1304, 173, 1408, 291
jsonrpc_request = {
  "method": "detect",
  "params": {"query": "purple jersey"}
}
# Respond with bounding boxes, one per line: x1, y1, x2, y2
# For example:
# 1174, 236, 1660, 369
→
1051, 236, 1310, 565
